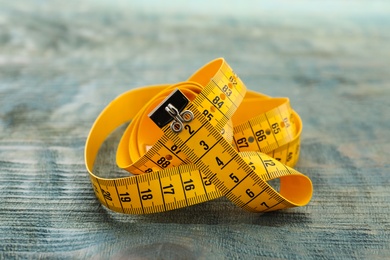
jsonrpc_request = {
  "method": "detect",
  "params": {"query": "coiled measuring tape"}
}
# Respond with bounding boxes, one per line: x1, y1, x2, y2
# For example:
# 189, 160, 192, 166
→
85, 58, 313, 214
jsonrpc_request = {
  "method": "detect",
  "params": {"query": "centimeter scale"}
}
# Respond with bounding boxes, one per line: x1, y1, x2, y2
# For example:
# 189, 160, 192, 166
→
85, 58, 313, 214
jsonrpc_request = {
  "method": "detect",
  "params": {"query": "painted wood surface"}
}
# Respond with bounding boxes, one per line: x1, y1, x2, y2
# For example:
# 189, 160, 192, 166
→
1, 1, 389, 259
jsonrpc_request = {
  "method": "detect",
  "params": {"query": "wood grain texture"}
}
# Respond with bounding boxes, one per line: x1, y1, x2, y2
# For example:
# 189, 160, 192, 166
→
1, 1, 390, 259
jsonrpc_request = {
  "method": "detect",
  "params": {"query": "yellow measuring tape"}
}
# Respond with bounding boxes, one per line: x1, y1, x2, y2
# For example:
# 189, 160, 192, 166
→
85, 58, 313, 214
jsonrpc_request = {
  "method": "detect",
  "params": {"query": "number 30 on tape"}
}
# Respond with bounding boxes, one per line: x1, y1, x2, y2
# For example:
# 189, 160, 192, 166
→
85, 58, 313, 214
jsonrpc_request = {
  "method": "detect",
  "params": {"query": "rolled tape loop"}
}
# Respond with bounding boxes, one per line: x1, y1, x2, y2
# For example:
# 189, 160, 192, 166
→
85, 58, 312, 214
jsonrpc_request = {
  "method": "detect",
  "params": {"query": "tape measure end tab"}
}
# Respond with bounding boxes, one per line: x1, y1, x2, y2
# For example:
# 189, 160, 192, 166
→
149, 89, 189, 129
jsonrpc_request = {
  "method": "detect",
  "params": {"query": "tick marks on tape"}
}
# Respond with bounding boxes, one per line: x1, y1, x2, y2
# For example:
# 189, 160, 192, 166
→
84, 58, 313, 214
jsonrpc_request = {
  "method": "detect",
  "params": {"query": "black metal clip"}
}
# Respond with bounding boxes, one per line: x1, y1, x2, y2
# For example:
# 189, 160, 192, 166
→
149, 89, 193, 133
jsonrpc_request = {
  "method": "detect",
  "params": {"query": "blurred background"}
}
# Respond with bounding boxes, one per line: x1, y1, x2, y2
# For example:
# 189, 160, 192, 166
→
1, 0, 389, 137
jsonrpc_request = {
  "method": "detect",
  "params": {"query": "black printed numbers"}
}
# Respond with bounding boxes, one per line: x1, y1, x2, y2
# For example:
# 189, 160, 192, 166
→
261, 202, 270, 208
272, 123, 281, 134
264, 160, 276, 167
101, 189, 112, 201
140, 189, 153, 200
229, 173, 239, 183
163, 183, 175, 194
157, 157, 170, 168
199, 140, 209, 150
202, 109, 214, 121
246, 189, 255, 198
248, 161, 255, 170
212, 96, 224, 109
287, 152, 293, 162
255, 130, 266, 142
229, 75, 237, 85
120, 192, 131, 202
216, 157, 224, 167
184, 125, 194, 135
184, 179, 195, 191
203, 176, 212, 186
222, 85, 232, 96
236, 137, 249, 148
171, 144, 182, 155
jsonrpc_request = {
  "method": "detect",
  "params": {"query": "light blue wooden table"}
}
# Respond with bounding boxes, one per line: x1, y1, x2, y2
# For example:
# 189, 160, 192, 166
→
1, 1, 389, 259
